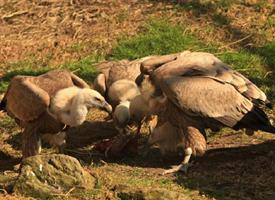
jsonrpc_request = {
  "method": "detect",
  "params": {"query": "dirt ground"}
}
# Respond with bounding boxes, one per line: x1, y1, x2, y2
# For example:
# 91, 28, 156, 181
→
0, 0, 275, 199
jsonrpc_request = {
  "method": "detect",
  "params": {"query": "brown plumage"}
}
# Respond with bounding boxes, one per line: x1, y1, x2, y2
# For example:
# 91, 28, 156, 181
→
94, 57, 155, 136
0, 70, 90, 158
94, 56, 154, 98
139, 51, 275, 174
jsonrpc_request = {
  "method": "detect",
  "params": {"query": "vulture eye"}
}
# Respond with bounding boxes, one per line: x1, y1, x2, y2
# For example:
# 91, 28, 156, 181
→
95, 97, 101, 101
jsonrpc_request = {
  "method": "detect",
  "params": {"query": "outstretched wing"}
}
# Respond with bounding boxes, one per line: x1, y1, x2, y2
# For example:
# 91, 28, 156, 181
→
153, 52, 268, 107
152, 52, 269, 128
6, 76, 50, 122
159, 76, 253, 127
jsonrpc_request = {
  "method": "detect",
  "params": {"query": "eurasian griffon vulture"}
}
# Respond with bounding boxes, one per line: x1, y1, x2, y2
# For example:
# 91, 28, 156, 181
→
0, 70, 111, 158
139, 51, 275, 174
94, 56, 154, 99
94, 58, 155, 135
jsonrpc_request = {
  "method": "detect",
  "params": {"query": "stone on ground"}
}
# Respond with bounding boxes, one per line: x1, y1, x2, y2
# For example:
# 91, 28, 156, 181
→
13, 154, 95, 199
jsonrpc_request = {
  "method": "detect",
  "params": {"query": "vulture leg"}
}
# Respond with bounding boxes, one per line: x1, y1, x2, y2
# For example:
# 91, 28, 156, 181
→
161, 126, 206, 175
136, 122, 142, 135
22, 124, 41, 158
162, 147, 192, 175
41, 132, 67, 153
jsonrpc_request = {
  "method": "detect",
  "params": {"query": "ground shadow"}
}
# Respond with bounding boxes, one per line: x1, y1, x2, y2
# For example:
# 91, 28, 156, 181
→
0, 151, 21, 172
174, 140, 275, 200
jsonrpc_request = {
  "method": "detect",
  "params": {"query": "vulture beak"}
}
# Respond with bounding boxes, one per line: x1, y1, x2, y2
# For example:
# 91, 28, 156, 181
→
101, 101, 113, 114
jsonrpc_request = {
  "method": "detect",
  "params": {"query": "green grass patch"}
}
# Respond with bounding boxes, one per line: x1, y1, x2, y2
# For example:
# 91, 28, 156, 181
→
0, 115, 17, 129
268, 17, 275, 27
60, 55, 102, 83
107, 19, 214, 60
219, 51, 265, 78
0, 55, 102, 93
253, 41, 275, 69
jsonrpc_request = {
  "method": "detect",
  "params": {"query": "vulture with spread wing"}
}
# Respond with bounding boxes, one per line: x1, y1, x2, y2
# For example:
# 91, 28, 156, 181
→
139, 51, 275, 174
0, 70, 111, 158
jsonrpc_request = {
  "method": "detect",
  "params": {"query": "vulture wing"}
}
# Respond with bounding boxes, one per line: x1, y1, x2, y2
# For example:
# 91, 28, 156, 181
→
140, 51, 191, 74
5, 76, 50, 122
70, 72, 90, 88
153, 52, 271, 129
154, 52, 269, 107
159, 75, 253, 127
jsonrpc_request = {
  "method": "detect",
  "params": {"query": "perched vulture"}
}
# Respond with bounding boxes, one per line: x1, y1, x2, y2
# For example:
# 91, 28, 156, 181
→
109, 79, 145, 134
0, 70, 111, 158
93, 57, 155, 135
94, 56, 154, 99
50, 86, 112, 127
139, 51, 275, 174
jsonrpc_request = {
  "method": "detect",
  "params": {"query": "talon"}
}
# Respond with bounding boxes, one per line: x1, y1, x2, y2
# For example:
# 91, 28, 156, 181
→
162, 163, 189, 175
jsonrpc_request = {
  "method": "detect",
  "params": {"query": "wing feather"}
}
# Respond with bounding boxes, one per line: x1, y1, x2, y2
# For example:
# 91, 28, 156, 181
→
159, 76, 253, 127
6, 76, 50, 121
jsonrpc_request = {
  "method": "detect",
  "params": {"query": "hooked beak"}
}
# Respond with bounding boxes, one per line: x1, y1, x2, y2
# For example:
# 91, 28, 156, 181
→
100, 101, 113, 114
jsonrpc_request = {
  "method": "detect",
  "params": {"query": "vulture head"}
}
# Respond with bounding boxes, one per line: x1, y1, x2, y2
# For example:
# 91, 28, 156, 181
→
107, 79, 140, 108
50, 87, 112, 127
108, 79, 142, 134
81, 88, 112, 112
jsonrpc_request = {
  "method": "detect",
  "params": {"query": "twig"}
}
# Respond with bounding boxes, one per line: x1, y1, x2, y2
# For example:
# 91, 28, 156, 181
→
72, 68, 80, 73
264, 71, 274, 78
65, 187, 75, 197
219, 34, 252, 49
2, 10, 29, 21
0, 189, 8, 195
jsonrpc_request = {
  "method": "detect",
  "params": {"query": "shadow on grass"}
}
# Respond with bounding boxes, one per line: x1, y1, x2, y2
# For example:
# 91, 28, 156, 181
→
0, 151, 21, 172
99, 138, 275, 200
148, 0, 254, 42
174, 139, 275, 199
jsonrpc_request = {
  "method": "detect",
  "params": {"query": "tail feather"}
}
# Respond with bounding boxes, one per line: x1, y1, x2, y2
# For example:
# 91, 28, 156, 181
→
234, 105, 275, 134
257, 125, 275, 134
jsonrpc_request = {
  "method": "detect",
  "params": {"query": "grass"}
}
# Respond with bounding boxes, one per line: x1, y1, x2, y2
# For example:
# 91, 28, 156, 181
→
107, 19, 213, 60
0, 115, 16, 130
0, 55, 102, 93
253, 41, 275, 69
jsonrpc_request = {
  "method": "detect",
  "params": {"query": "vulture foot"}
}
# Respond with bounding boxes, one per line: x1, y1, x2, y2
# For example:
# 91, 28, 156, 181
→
162, 147, 192, 175
41, 132, 66, 154
162, 163, 189, 175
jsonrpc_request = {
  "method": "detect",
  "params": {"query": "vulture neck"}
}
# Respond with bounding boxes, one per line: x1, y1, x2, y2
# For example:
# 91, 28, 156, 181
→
62, 90, 88, 127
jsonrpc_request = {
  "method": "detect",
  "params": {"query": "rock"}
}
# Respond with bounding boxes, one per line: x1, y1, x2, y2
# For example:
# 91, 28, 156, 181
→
13, 154, 95, 199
